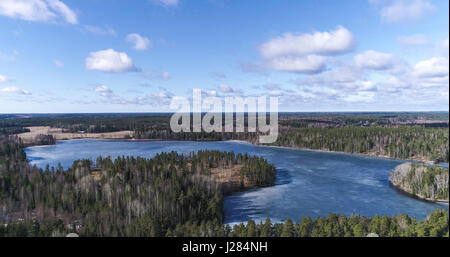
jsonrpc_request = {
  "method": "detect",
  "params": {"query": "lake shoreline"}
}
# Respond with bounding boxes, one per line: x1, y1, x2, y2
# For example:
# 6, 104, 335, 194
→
232, 140, 444, 166
17, 126, 445, 165
25, 138, 449, 222
24, 136, 448, 166
389, 181, 449, 203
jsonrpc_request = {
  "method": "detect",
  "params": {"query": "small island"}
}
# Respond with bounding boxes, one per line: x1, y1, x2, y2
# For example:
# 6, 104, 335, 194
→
390, 163, 449, 202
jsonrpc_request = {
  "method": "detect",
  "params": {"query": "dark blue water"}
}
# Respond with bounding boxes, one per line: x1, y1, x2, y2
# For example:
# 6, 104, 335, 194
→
25, 139, 448, 223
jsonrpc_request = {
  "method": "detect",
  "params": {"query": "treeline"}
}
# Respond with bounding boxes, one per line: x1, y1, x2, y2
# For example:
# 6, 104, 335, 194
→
1, 209, 448, 237
272, 127, 449, 162
0, 127, 29, 135
134, 129, 258, 142
390, 163, 449, 201
0, 114, 169, 133
3, 114, 449, 162
167, 209, 449, 237
0, 135, 27, 173
0, 145, 275, 236
240, 155, 276, 187
3, 112, 448, 132
30, 134, 56, 146
225, 209, 449, 237
223, 209, 449, 237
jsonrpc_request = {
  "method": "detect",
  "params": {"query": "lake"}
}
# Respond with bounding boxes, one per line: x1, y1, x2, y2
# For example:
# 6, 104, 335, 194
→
25, 139, 449, 223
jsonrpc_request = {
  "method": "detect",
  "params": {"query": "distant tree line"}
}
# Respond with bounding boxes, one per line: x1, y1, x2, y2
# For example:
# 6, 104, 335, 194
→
2, 113, 449, 162
272, 127, 449, 162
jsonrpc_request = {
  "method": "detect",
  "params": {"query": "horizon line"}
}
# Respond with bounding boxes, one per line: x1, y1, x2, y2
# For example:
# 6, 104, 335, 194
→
1, 110, 449, 115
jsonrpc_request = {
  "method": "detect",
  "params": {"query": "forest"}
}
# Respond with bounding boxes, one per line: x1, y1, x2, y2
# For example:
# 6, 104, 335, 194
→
273, 127, 449, 162
4, 113, 449, 162
1, 208, 448, 237
390, 163, 449, 201
0, 114, 449, 237
0, 132, 275, 236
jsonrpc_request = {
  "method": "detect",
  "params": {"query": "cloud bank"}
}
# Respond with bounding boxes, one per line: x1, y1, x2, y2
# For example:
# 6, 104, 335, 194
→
259, 26, 354, 74
0, 0, 78, 24
370, 0, 436, 23
1, 86, 31, 95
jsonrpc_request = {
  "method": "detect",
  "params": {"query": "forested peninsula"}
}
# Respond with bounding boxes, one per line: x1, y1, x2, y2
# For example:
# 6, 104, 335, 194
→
0, 133, 276, 236
390, 163, 449, 202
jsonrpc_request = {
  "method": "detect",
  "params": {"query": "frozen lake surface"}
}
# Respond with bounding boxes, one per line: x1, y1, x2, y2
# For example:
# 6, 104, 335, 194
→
25, 139, 448, 223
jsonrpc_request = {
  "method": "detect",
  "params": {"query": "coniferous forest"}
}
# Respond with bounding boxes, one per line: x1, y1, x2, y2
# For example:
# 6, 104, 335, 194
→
0, 114, 449, 237
273, 127, 449, 163
390, 163, 449, 201
3, 113, 448, 162
0, 132, 278, 236
0, 129, 448, 237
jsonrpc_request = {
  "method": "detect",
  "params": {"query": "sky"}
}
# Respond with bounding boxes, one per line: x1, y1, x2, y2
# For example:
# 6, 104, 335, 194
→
0, 0, 448, 113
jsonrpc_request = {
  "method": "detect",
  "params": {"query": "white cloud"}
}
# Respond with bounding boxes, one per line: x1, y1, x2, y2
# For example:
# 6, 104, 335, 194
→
311, 66, 362, 84
436, 38, 449, 57
0, 50, 18, 62
218, 84, 242, 94
0, 74, 7, 83
211, 72, 226, 79
260, 26, 354, 58
307, 87, 338, 98
397, 34, 428, 46
0, 86, 31, 95
342, 91, 375, 103
378, 76, 411, 92
202, 90, 217, 97
53, 59, 64, 67
357, 81, 377, 91
258, 26, 354, 74
418, 76, 449, 88
263, 83, 281, 90
85, 49, 136, 73
141, 70, 171, 79
296, 65, 380, 96
294, 85, 339, 100
354, 50, 396, 70
268, 90, 283, 96
337, 79, 378, 91
92, 85, 175, 107
239, 62, 267, 74
46, 0, 76, 23
371, 0, 435, 23
95, 85, 114, 97
109, 88, 175, 106
289, 52, 448, 110
0, 0, 78, 24
161, 71, 170, 79
154, 0, 179, 7
83, 25, 116, 36
126, 33, 151, 50
439, 38, 449, 48
267, 55, 326, 74
414, 57, 449, 78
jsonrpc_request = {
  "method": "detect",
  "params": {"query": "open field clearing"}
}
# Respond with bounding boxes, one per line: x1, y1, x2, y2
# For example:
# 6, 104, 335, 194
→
17, 126, 133, 144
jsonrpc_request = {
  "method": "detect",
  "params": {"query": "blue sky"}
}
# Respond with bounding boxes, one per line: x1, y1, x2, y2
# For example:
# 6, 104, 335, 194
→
0, 0, 448, 113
